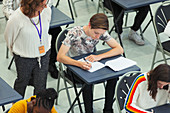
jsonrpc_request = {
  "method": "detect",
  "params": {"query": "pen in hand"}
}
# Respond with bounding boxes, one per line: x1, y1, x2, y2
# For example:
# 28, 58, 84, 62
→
83, 57, 89, 64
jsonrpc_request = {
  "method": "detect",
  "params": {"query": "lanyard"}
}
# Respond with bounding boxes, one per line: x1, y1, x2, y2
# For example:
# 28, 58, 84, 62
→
31, 11, 42, 44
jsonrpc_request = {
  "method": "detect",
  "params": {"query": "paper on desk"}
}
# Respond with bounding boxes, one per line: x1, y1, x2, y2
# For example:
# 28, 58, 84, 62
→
78, 57, 137, 72
105, 57, 137, 71
78, 58, 105, 72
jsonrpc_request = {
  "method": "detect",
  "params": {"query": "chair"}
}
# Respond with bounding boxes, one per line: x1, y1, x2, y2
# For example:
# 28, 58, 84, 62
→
151, 2, 170, 69
56, 28, 105, 113
56, 28, 83, 113
115, 71, 141, 113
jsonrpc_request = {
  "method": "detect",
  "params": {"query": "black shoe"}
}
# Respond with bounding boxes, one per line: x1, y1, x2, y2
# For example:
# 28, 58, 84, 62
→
48, 64, 58, 79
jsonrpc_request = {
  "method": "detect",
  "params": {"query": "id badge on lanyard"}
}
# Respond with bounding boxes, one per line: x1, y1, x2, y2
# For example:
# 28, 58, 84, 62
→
31, 12, 45, 54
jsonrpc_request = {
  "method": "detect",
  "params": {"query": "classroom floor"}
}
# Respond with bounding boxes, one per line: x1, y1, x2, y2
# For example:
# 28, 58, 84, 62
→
0, 0, 169, 113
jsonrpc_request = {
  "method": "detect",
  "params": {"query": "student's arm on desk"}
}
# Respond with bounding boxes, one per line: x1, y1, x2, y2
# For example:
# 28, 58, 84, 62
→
86, 38, 124, 62
57, 44, 91, 70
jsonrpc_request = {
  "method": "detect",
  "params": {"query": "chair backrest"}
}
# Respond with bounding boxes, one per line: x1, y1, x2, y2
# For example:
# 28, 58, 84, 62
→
154, 3, 170, 34
115, 71, 141, 113
56, 29, 69, 52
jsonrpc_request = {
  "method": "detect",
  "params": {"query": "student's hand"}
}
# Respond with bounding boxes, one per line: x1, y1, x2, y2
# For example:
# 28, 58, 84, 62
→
148, 109, 154, 113
78, 61, 92, 70
86, 55, 101, 62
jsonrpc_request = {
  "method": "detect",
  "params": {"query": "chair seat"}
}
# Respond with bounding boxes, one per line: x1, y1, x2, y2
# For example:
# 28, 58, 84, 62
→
162, 40, 170, 52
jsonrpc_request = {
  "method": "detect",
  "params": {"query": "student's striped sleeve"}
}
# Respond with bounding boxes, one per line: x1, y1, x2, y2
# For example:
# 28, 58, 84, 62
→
124, 74, 148, 113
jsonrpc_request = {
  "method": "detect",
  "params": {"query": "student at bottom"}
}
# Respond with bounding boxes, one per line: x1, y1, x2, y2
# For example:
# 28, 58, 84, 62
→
8, 88, 58, 113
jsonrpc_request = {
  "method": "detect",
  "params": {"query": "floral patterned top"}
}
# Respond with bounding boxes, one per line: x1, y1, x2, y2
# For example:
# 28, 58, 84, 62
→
63, 26, 112, 57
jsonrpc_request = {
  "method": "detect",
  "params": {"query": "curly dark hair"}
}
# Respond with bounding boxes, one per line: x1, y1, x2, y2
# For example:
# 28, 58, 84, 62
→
20, 0, 45, 17
147, 64, 170, 100
34, 88, 58, 111
90, 13, 109, 30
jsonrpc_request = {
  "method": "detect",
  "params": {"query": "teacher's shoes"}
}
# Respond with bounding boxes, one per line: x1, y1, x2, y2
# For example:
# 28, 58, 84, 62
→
128, 29, 145, 46
48, 63, 58, 79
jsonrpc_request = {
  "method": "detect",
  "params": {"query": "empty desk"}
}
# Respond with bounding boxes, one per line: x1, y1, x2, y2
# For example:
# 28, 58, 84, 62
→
0, 77, 22, 111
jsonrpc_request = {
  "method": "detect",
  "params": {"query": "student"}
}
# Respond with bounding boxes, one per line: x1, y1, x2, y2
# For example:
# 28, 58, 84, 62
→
124, 64, 170, 113
4, 0, 51, 97
57, 13, 124, 113
164, 20, 170, 37
103, 0, 149, 46
8, 88, 58, 113
2, 0, 61, 79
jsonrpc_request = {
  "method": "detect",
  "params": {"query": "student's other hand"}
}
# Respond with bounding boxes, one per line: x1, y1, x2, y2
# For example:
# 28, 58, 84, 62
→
148, 109, 154, 113
86, 55, 101, 62
78, 61, 91, 70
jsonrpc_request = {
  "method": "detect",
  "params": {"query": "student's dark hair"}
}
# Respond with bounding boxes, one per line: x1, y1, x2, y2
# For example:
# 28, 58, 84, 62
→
34, 88, 58, 111
90, 13, 109, 30
147, 64, 170, 100
20, 0, 45, 17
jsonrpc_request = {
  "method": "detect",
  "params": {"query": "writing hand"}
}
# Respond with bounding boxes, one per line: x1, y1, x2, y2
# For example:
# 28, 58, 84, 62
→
78, 61, 91, 70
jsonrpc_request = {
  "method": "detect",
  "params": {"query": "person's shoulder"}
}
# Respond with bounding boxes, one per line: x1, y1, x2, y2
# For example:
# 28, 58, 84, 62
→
70, 26, 82, 31
8, 100, 27, 113
68, 26, 82, 35
7, 8, 22, 25
133, 73, 147, 86
42, 6, 51, 19
100, 31, 111, 40
9, 8, 20, 19
44, 6, 51, 13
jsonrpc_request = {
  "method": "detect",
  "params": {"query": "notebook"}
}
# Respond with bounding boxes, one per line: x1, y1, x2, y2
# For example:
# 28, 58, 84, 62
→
79, 57, 137, 72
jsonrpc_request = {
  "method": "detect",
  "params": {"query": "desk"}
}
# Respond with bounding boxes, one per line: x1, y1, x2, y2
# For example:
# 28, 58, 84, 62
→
113, 0, 166, 9
109, 0, 167, 57
50, 6, 74, 28
147, 104, 170, 113
66, 49, 140, 113
0, 77, 22, 111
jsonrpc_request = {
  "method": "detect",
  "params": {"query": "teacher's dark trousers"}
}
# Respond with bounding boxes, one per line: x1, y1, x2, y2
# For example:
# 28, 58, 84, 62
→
13, 50, 50, 97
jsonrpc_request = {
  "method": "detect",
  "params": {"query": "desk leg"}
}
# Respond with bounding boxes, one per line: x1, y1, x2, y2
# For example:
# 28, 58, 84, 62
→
67, 0, 74, 20
2, 105, 5, 111
8, 56, 14, 70
67, 84, 86, 113
55, 0, 60, 7
67, 73, 84, 113
114, 10, 126, 57
141, 7, 154, 35
6, 47, 9, 59
108, 0, 126, 57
